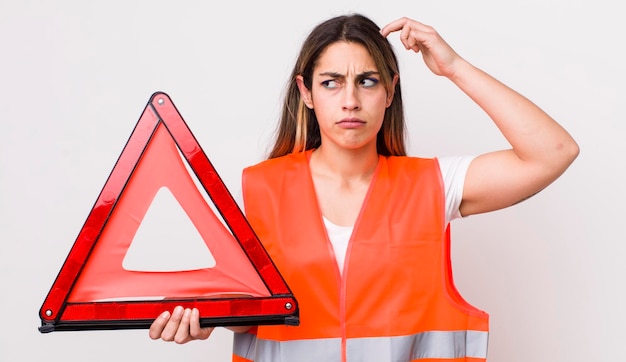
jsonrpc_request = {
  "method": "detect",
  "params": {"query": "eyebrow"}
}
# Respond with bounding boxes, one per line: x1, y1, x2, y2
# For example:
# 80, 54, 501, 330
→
318, 70, 380, 79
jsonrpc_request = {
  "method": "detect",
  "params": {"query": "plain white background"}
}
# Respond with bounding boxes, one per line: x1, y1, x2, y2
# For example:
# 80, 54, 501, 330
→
1, 0, 624, 361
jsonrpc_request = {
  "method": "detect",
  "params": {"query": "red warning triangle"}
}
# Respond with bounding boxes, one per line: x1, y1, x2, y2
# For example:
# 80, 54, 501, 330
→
38, 92, 299, 332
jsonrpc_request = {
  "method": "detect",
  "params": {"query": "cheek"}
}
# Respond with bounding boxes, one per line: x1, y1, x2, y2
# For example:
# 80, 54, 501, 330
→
312, 91, 334, 106
311, 95, 335, 117
371, 95, 390, 117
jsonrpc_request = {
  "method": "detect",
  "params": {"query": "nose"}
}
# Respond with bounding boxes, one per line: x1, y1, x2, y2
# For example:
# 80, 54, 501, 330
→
342, 83, 360, 111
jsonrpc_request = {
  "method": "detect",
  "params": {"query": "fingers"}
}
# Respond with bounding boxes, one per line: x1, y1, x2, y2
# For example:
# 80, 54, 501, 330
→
380, 16, 461, 77
380, 17, 435, 52
151, 306, 189, 343
148, 310, 171, 340
380, 17, 430, 38
157, 306, 185, 342
380, 17, 411, 37
148, 306, 214, 344
189, 308, 214, 340
173, 307, 193, 344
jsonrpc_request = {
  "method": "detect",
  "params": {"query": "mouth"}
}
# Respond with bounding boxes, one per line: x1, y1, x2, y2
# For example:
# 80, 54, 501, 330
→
336, 117, 366, 128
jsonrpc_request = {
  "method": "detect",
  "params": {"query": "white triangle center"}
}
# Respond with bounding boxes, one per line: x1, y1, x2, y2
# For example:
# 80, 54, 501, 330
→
122, 186, 216, 272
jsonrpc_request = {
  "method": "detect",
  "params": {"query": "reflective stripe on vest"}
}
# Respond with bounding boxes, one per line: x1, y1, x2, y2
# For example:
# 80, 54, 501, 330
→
234, 330, 488, 361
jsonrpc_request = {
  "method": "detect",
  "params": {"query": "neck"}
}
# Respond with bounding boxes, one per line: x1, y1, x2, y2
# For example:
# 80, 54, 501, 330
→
311, 143, 379, 181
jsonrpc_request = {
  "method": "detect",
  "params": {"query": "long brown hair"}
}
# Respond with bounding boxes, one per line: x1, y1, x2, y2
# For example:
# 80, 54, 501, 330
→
268, 13, 407, 159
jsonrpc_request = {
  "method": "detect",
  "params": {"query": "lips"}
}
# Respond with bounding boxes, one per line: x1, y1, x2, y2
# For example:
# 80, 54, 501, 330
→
337, 117, 366, 128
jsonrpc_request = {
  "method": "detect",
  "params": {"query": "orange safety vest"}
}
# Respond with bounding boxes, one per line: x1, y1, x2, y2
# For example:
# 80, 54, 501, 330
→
234, 150, 489, 362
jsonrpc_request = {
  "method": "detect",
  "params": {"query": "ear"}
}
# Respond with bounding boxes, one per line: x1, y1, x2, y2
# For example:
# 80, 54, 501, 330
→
296, 75, 314, 109
386, 74, 399, 108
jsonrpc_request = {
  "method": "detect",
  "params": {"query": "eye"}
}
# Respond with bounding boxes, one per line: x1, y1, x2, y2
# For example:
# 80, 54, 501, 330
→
360, 77, 379, 88
321, 79, 339, 89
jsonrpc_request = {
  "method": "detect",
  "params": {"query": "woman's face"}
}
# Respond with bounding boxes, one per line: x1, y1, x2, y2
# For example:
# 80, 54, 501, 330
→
298, 41, 395, 153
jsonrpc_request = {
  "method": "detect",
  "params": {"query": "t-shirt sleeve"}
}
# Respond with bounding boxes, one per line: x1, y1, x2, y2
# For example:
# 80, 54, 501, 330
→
436, 155, 476, 224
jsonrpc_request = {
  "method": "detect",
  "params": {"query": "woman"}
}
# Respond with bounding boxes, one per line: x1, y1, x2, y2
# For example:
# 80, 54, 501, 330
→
149, 14, 578, 361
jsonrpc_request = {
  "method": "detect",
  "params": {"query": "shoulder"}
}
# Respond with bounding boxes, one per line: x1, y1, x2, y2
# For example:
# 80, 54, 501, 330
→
380, 156, 443, 189
436, 155, 475, 179
384, 155, 439, 174
385, 154, 474, 185
385, 155, 435, 164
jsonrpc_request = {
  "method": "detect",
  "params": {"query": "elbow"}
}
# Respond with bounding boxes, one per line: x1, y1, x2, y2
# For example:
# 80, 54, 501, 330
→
557, 137, 580, 170
565, 139, 580, 164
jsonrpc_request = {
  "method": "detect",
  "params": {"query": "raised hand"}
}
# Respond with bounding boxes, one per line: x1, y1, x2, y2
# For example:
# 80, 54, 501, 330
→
380, 17, 463, 78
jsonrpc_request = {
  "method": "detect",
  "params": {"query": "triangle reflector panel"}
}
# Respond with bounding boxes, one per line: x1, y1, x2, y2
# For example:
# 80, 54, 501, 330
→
38, 91, 299, 333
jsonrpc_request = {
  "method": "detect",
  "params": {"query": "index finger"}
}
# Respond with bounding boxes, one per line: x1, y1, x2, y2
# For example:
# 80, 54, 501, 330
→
148, 310, 170, 339
380, 17, 410, 38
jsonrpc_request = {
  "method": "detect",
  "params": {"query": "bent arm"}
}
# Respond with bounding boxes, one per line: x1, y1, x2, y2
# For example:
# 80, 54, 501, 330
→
381, 17, 579, 216
448, 60, 579, 216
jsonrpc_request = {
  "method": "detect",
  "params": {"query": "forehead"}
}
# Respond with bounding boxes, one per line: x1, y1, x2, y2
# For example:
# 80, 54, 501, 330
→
315, 41, 378, 74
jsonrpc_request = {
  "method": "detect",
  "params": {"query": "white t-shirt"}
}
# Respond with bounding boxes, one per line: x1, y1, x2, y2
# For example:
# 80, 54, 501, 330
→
325, 155, 475, 273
